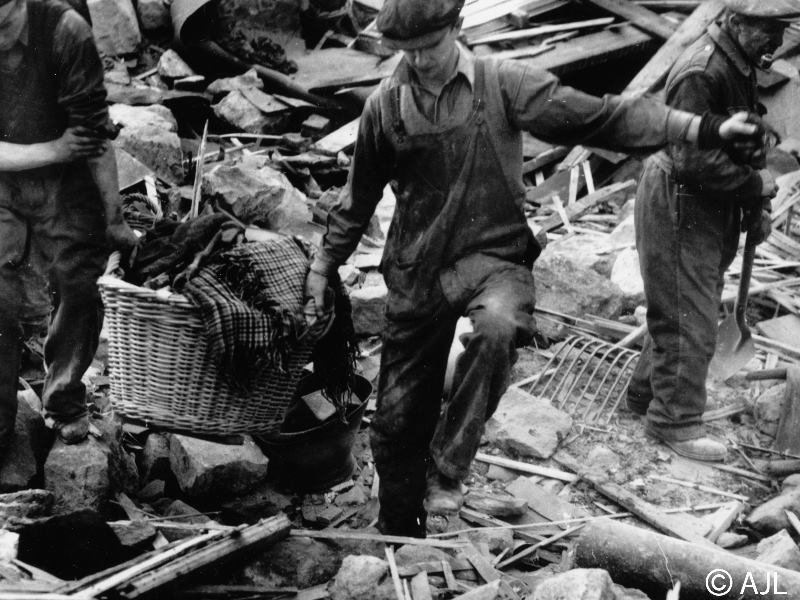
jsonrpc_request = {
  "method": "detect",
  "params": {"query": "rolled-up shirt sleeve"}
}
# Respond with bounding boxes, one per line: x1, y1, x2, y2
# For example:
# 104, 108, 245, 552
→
499, 60, 688, 155
310, 93, 394, 276
52, 10, 111, 133
666, 71, 763, 203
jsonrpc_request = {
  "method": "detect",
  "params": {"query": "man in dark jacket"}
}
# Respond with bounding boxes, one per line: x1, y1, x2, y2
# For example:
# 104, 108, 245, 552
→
305, 0, 763, 536
628, 0, 800, 462
0, 0, 137, 456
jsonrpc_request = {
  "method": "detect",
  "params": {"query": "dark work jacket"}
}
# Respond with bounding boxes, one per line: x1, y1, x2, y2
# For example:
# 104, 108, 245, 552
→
664, 23, 764, 204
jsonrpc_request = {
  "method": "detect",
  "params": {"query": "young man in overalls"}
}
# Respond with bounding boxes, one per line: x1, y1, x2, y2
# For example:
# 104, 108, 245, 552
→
305, 0, 763, 537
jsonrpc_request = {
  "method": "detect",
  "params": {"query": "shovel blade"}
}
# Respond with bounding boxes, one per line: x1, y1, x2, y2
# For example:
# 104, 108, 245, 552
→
709, 315, 756, 381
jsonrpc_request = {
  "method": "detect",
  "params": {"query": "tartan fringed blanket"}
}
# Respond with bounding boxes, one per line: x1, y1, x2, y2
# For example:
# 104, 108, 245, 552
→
182, 236, 358, 410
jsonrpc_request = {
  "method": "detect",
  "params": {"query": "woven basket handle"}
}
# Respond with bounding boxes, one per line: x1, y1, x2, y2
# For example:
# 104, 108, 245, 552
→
104, 251, 122, 277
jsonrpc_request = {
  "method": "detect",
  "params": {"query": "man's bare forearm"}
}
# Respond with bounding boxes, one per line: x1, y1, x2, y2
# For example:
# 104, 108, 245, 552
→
0, 141, 63, 171
87, 144, 123, 225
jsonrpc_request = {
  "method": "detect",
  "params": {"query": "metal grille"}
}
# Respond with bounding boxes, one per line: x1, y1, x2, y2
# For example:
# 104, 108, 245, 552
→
520, 334, 640, 425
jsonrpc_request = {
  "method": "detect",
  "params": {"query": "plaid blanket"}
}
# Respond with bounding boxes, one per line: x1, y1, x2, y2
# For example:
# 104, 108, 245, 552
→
182, 236, 358, 408
182, 237, 311, 390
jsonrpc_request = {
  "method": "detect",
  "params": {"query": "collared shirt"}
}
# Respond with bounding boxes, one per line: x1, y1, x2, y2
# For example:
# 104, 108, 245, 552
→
0, 3, 110, 138
664, 22, 763, 201
312, 48, 699, 275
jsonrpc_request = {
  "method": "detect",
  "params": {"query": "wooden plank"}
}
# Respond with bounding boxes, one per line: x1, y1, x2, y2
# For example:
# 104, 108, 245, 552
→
526, 24, 656, 76
474, 452, 577, 483
624, 0, 724, 96
291, 528, 468, 549
505, 477, 590, 526
703, 501, 744, 542
555, 453, 715, 546
535, 180, 636, 232
585, 0, 676, 39
459, 507, 548, 544
462, 545, 501, 583
312, 118, 360, 156
468, 17, 614, 45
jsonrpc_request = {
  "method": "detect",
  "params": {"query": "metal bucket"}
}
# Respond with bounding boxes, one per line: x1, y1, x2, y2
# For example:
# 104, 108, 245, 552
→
256, 374, 371, 492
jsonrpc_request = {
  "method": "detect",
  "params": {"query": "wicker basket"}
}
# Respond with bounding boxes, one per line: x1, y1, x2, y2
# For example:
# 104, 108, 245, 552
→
98, 275, 316, 436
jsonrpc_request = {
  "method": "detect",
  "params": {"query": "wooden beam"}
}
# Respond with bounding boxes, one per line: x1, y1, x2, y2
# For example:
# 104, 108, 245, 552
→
534, 180, 636, 232
555, 453, 715, 546
624, 0, 724, 96
584, 0, 677, 39
468, 17, 614, 45
527, 23, 656, 76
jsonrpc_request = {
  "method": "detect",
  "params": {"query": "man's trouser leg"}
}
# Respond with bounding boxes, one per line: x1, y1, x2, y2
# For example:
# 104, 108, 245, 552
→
33, 183, 108, 424
0, 206, 26, 454
431, 260, 536, 480
635, 162, 739, 441
370, 292, 458, 537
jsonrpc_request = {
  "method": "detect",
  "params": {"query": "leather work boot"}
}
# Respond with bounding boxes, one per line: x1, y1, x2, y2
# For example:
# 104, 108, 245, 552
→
648, 431, 727, 462
54, 414, 90, 445
424, 471, 464, 515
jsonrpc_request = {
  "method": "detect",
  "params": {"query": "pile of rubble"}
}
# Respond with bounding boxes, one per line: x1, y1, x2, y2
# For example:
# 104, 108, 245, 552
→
6, 0, 800, 598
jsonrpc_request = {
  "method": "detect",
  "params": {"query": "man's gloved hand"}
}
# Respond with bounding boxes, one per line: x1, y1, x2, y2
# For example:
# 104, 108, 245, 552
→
700, 112, 780, 165
53, 126, 108, 162
304, 269, 331, 324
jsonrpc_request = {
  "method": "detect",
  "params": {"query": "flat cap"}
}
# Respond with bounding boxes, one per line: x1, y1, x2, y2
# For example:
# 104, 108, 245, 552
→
376, 0, 465, 50
724, 0, 800, 21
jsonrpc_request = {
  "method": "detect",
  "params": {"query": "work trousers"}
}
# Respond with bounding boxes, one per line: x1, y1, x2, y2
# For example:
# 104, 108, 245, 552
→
0, 170, 107, 451
370, 254, 536, 536
629, 159, 740, 440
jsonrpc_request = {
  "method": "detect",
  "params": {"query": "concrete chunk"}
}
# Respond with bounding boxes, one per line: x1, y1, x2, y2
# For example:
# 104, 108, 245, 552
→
484, 387, 573, 459
136, 0, 170, 31
329, 555, 395, 600
756, 529, 800, 570
533, 568, 617, 600
110, 104, 183, 183
88, 0, 141, 56
169, 434, 269, 498
746, 488, 800, 535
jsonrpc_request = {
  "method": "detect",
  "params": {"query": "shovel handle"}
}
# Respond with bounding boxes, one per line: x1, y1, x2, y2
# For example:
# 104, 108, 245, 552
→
735, 228, 757, 330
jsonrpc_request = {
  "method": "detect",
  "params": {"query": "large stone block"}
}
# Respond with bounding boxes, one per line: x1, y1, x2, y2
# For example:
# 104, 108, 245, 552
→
169, 434, 269, 498
328, 555, 396, 600
44, 436, 112, 513
157, 49, 195, 81
212, 89, 291, 135
140, 432, 171, 483
110, 104, 183, 183
610, 247, 644, 304
533, 569, 618, 600
756, 529, 800, 570
206, 69, 264, 97
746, 488, 800, 535
484, 387, 573, 459
136, 0, 170, 31
202, 157, 311, 232
88, 0, 141, 56
535, 252, 624, 338
0, 396, 47, 492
